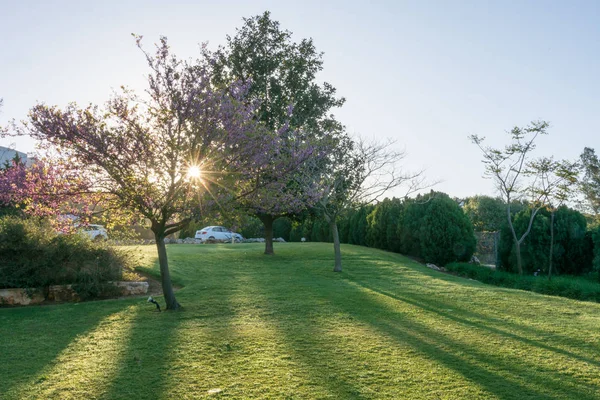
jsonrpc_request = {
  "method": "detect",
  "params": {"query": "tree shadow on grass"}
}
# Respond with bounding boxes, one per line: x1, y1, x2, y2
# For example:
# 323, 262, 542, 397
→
340, 252, 600, 358
98, 302, 184, 399
353, 280, 600, 370
0, 300, 132, 398
243, 270, 369, 399
320, 274, 600, 399
242, 248, 600, 399
100, 253, 253, 399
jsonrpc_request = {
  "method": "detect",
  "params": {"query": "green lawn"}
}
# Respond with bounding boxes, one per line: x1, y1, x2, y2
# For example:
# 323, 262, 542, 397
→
2, 243, 600, 399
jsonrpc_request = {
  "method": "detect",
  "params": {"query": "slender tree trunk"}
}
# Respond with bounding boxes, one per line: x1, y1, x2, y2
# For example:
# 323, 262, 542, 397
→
154, 232, 181, 310
259, 214, 275, 255
548, 210, 555, 281
514, 241, 523, 275
507, 204, 524, 275
331, 220, 342, 272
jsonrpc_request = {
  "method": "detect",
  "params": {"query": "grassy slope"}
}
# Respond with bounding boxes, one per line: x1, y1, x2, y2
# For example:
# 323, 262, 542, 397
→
1, 243, 600, 399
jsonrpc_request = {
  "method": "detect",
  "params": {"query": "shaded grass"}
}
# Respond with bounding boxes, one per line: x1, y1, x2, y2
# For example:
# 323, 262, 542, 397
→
1, 243, 600, 399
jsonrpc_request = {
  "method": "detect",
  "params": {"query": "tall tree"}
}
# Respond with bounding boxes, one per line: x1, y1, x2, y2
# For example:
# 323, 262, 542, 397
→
207, 11, 345, 254
470, 122, 572, 275
15, 37, 280, 310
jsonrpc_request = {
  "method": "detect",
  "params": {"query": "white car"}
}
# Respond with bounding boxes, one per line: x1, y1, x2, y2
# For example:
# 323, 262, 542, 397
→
80, 224, 108, 240
195, 226, 243, 242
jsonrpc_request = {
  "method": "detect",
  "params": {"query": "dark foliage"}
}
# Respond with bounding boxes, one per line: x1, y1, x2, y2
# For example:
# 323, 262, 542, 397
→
499, 206, 593, 275
0, 216, 130, 299
447, 262, 600, 303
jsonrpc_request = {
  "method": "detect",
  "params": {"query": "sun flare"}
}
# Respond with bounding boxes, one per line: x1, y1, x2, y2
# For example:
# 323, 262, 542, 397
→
187, 165, 202, 179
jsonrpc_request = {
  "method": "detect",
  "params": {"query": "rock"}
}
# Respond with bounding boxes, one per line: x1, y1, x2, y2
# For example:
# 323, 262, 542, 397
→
426, 263, 447, 272
48, 285, 80, 302
0, 288, 45, 305
176, 239, 184, 244
113, 281, 149, 296
244, 238, 265, 243
274, 237, 286, 243
470, 255, 481, 265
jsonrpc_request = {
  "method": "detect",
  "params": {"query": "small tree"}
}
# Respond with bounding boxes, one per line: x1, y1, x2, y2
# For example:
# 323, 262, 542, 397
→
527, 157, 579, 279
471, 121, 552, 275
315, 136, 427, 272
15, 37, 279, 310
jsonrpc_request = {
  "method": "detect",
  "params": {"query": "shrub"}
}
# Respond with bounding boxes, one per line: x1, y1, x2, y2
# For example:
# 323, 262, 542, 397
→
398, 192, 476, 265
0, 216, 131, 299
348, 205, 372, 246
498, 206, 593, 275
593, 227, 600, 281
273, 217, 292, 241
366, 198, 403, 252
446, 262, 600, 303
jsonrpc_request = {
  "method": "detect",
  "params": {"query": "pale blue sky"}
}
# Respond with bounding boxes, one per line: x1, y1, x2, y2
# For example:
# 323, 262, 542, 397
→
1, 0, 598, 198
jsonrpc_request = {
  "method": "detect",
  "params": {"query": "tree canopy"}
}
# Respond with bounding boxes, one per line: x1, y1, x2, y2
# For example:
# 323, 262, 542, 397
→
8, 36, 289, 309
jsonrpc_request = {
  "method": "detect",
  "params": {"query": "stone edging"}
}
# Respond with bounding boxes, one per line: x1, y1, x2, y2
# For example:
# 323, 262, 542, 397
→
0, 281, 149, 306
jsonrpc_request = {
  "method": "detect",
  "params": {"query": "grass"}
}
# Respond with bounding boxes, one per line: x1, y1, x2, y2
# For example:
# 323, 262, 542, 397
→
1, 243, 600, 399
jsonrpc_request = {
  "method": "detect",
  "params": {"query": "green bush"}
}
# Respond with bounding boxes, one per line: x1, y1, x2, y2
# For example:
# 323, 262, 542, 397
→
273, 217, 292, 241
446, 262, 600, 303
398, 192, 476, 265
498, 206, 593, 275
366, 198, 403, 252
0, 216, 130, 299
593, 227, 600, 281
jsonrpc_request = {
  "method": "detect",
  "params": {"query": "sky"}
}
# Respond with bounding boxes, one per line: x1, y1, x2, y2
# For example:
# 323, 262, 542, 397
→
1, 0, 598, 199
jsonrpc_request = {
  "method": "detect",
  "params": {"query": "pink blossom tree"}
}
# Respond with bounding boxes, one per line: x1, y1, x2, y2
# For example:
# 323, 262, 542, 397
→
207, 12, 345, 254
10, 37, 284, 310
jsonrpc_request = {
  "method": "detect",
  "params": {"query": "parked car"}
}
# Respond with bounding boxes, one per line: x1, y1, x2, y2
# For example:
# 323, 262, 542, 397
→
195, 226, 243, 242
80, 224, 108, 240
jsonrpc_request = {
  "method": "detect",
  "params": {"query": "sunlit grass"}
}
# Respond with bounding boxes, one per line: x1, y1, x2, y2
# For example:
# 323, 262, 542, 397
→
2, 243, 600, 399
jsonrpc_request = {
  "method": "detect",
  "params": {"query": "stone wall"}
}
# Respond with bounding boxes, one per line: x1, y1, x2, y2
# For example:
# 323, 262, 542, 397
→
0, 281, 149, 306
0, 288, 45, 305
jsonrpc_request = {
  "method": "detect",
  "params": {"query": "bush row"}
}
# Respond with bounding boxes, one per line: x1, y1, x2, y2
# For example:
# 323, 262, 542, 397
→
0, 216, 132, 299
498, 206, 596, 276
290, 191, 476, 266
446, 262, 600, 302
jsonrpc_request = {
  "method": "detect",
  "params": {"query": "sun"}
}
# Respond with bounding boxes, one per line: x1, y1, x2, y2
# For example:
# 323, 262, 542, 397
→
187, 165, 202, 179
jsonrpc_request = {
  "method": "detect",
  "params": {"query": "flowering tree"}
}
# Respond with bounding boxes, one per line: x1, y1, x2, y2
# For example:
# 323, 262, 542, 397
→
207, 12, 344, 254
0, 158, 94, 224
236, 130, 328, 253
13, 37, 281, 310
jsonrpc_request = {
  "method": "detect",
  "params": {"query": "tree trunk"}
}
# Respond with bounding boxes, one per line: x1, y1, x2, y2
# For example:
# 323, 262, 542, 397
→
154, 232, 181, 310
514, 241, 523, 275
331, 220, 342, 272
548, 210, 555, 281
507, 204, 524, 275
259, 214, 275, 255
